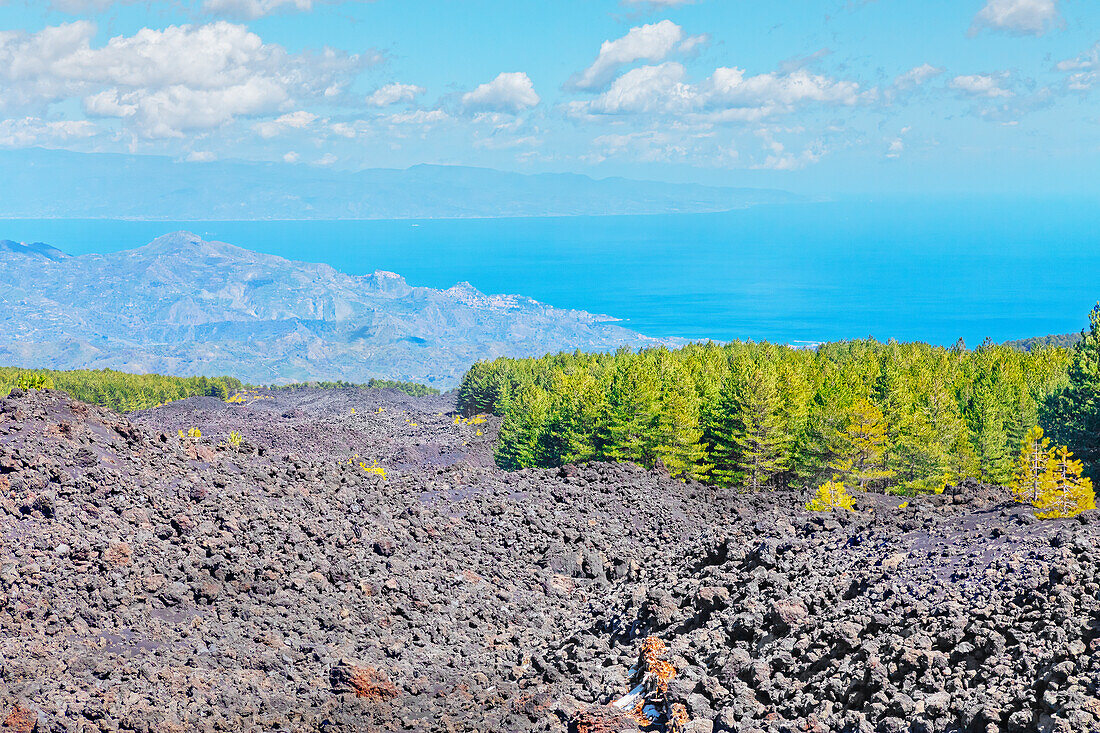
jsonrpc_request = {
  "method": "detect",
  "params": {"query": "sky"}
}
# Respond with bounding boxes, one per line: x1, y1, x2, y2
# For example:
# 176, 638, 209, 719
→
0, 0, 1098, 195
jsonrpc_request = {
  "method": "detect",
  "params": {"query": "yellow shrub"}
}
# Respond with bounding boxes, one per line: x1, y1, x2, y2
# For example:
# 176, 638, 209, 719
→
359, 460, 387, 481
806, 481, 856, 512
1034, 446, 1096, 519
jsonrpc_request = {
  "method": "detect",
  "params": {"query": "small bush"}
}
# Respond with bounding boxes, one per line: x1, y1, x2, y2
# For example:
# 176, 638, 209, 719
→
178, 427, 202, 441
16, 372, 55, 390
806, 481, 856, 512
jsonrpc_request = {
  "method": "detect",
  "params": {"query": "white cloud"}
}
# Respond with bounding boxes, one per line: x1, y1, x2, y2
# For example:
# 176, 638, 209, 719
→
252, 110, 317, 138
894, 63, 944, 89
1058, 43, 1099, 90
388, 109, 449, 125
0, 21, 366, 138
572, 20, 705, 91
202, 0, 314, 20
886, 138, 904, 158
971, 0, 1060, 36
367, 82, 425, 107
314, 152, 337, 166
950, 74, 1013, 98
588, 130, 690, 163
572, 61, 861, 122
329, 121, 359, 138
707, 67, 860, 107
754, 134, 823, 170
283, 151, 300, 163
584, 62, 696, 115
0, 116, 96, 148
186, 150, 217, 162
462, 72, 540, 113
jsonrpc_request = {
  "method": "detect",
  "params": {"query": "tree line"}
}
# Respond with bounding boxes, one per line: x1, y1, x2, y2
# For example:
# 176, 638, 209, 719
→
457, 329, 1087, 495
268, 378, 439, 397
0, 367, 244, 413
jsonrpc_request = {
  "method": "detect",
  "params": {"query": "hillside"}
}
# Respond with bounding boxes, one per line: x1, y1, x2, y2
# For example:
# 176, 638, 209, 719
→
0, 232, 668, 387
0, 148, 799, 220
0, 386, 1097, 733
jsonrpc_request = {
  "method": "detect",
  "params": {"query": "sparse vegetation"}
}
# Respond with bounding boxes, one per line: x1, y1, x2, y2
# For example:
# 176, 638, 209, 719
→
178, 427, 202, 441
269, 378, 439, 397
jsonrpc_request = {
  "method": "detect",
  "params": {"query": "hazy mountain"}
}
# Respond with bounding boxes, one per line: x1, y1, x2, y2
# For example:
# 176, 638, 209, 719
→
0, 240, 70, 261
0, 232, 671, 386
0, 148, 799, 220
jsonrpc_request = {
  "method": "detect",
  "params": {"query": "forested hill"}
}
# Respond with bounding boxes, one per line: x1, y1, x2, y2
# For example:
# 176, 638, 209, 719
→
1004, 333, 1082, 351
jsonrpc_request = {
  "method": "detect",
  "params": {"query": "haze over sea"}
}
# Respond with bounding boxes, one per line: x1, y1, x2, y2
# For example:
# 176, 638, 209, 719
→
6, 196, 1098, 348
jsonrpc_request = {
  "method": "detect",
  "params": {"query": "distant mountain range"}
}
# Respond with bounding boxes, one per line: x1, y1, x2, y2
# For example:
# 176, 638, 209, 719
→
0, 148, 799, 220
0, 233, 672, 387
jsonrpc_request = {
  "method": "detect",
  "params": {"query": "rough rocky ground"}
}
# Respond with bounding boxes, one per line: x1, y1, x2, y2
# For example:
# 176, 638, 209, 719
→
1, 387, 1097, 733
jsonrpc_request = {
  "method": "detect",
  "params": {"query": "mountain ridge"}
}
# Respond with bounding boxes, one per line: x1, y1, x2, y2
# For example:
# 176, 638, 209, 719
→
0, 232, 669, 386
0, 147, 800, 220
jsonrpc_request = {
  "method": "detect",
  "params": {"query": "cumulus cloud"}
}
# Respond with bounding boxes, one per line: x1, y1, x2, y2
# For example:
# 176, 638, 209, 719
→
584, 63, 695, 115
388, 109, 449, 126
185, 150, 217, 162
894, 63, 945, 89
252, 110, 317, 138
970, 0, 1060, 36
571, 61, 860, 122
572, 20, 706, 91
367, 82, 425, 107
950, 74, 1013, 98
0, 21, 367, 138
462, 72, 540, 113
587, 130, 692, 164
283, 151, 300, 163
752, 132, 823, 170
1058, 43, 1099, 90
707, 67, 860, 107
0, 116, 96, 148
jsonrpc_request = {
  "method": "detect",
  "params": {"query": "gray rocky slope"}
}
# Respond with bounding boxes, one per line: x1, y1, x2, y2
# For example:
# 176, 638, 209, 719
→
1, 387, 1098, 733
0, 233, 666, 387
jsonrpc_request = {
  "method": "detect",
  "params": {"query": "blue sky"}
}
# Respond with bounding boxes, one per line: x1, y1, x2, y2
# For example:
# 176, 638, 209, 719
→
0, 0, 1097, 194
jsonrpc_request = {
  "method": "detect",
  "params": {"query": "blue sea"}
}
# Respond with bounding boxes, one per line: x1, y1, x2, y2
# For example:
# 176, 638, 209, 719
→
5, 196, 1099, 346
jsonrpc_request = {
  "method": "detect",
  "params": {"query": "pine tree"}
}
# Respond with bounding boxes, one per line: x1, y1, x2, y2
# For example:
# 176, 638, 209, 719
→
598, 359, 660, 466
706, 362, 789, 491
1035, 445, 1096, 519
543, 368, 603, 465
653, 361, 709, 480
494, 382, 550, 470
1011, 425, 1053, 505
969, 377, 1013, 484
1042, 303, 1100, 482
830, 398, 894, 491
